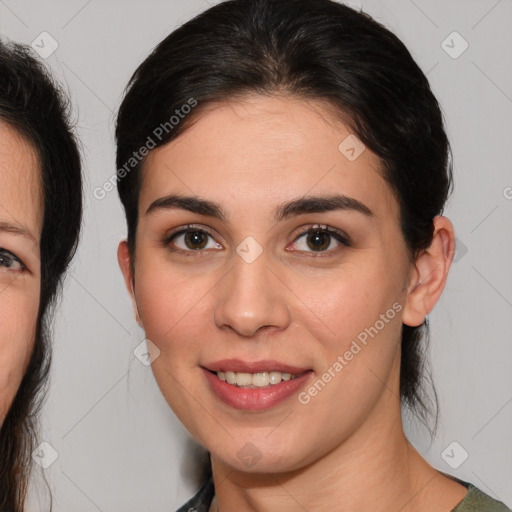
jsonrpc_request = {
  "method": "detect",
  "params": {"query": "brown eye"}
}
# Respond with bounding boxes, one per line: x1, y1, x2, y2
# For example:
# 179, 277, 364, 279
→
289, 225, 350, 254
184, 230, 209, 250
306, 230, 331, 251
164, 225, 223, 253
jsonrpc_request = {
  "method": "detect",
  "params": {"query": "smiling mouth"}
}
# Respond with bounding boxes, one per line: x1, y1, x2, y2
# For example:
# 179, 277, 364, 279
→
202, 363, 314, 410
209, 370, 307, 388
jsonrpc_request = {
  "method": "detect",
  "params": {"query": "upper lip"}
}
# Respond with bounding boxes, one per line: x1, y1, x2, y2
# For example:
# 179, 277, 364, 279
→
203, 359, 311, 374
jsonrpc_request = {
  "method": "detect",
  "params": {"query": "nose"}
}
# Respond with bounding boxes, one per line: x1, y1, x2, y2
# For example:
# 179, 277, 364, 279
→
213, 248, 291, 338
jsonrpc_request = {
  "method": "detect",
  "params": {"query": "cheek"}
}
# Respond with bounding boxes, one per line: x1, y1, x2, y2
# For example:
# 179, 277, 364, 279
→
291, 257, 404, 345
289, 260, 405, 409
0, 287, 39, 420
134, 262, 212, 357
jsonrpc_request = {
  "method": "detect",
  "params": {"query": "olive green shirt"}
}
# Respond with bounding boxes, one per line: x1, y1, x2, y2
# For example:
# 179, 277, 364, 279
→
175, 477, 511, 511
451, 481, 510, 511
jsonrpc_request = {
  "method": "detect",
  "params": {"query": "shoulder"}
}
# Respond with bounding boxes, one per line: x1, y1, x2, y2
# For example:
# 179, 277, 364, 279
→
174, 477, 215, 512
452, 483, 511, 511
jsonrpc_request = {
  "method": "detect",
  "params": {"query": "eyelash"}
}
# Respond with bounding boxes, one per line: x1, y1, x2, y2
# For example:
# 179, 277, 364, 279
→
162, 223, 351, 257
0, 248, 26, 272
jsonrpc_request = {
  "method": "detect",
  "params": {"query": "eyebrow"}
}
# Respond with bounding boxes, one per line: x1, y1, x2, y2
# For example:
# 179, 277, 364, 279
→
146, 192, 375, 224
146, 193, 374, 221
0, 220, 36, 242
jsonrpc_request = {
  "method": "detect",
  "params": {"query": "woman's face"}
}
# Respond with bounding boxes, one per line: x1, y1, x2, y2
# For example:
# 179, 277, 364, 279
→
120, 95, 427, 472
0, 122, 42, 422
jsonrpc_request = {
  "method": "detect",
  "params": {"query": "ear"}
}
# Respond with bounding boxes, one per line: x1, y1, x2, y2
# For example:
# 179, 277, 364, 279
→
402, 216, 456, 327
117, 240, 143, 327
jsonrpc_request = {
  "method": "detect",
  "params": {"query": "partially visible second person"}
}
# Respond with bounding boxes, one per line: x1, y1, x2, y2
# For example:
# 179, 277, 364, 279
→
0, 38, 82, 511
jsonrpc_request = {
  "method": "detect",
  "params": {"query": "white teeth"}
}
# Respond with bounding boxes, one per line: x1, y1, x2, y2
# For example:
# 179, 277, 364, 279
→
236, 372, 253, 386
215, 370, 299, 388
252, 372, 269, 387
269, 371, 282, 385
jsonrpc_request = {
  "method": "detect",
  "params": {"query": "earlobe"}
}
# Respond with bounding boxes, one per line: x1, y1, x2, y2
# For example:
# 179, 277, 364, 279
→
402, 216, 456, 327
117, 240, 143, 327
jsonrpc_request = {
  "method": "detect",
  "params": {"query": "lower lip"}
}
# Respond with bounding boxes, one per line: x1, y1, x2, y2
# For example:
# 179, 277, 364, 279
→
202, 368, 313, 411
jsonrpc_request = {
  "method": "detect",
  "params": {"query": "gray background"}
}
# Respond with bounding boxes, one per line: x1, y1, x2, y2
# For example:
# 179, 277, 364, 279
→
1, 0, 511, 510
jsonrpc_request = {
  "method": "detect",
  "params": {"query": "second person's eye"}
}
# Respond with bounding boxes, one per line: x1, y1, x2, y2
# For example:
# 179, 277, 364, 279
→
0, 248, 26, 272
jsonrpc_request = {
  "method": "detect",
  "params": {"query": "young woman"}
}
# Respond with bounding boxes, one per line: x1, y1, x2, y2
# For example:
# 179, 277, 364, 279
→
115, 0, 510, 510
0, 39, 82, 511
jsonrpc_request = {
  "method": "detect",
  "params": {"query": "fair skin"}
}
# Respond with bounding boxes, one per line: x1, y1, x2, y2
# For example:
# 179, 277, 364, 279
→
118, 94, 467, 511
0, 121, 42, 422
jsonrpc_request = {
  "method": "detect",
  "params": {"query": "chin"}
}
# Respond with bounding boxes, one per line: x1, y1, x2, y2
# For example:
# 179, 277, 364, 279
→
205, 433, 314, 475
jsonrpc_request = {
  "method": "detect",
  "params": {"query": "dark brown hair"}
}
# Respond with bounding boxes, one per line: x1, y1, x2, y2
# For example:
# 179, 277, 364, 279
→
0, 38, 82, 511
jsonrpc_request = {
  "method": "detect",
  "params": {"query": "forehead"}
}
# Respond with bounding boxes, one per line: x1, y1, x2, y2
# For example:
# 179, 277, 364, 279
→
0, 121, 43, 240
139, 95, 398, 222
